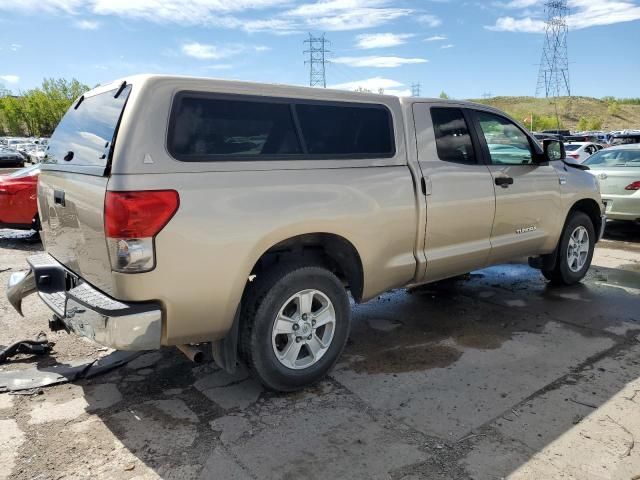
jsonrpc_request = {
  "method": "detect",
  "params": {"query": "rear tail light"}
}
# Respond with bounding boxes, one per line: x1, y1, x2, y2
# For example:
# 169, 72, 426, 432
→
105, 190, 179, 272
625, 181, 640, 191
568, 154, 580, 160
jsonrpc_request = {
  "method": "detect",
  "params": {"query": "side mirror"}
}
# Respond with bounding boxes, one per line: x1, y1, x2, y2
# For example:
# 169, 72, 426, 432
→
543, 139, 565, 162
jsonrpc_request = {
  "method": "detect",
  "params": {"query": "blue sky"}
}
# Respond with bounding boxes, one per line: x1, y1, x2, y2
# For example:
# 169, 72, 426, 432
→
0, 0, 639, 99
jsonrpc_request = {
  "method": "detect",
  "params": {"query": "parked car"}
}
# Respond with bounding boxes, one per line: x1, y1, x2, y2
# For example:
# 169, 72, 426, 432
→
584, 145, 640, 223
534, 133, 563, 143
564, 142, 599, 163
27, 145, 47, 163
610, 133, 640, 146
541, 129, 571, 137
7, 75, 605, 391
0, 164, 40, 230
0, 147, 25, 167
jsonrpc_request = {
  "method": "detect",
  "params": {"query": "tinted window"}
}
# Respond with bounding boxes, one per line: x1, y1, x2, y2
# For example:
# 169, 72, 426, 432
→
46, 85, 131, 168
169, 95, 301, 159
295, 103, 393, 156
476, 111, 533, 165
430, 108, 476, 164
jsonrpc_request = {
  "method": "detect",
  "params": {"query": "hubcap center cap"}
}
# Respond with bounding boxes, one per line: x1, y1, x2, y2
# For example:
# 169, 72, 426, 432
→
300, 322, 311, 336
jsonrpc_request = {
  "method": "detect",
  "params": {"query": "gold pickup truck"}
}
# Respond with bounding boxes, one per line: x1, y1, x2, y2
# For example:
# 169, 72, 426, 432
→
7, 75, 605, 391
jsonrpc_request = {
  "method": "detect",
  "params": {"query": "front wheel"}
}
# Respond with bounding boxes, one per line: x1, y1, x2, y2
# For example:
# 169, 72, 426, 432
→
239, 263, 351, 392
542, 211, 595, 285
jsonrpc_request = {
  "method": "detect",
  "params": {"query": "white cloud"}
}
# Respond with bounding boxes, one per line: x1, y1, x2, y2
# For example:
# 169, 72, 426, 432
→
440, 43, 454, 49
425, 35, 447, 41
417, 14, 442, 27
355, 33, 414, 49
488, 0, 640, 32
182, 42, 239, 60
181, 42, 268, 60
333, 56, 428, 68
75, 19, 100, 29
9, 43, 22, 51
284, 1, 412, 31
0, 75, 20, 84
0, 0, 415, 33
494, 0, 540, 8
329, 77, 411, 96
0, 0, 83, 14
486, 16, 545, 32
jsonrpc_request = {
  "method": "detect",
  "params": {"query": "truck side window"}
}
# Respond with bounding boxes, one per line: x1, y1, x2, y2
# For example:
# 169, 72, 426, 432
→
168, 95, 302, 160
430, 108, 476, 164
476, 112, 534, 165
295, 103, 394, 156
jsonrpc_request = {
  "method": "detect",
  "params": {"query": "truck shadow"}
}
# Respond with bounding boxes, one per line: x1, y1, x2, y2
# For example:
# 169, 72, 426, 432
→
13, 262, 640, 479
0, 229, 41, 252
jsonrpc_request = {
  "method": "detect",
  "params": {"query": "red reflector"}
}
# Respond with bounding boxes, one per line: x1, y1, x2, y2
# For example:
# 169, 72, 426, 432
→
105, 190, 179, 239
625, 181, 640, 191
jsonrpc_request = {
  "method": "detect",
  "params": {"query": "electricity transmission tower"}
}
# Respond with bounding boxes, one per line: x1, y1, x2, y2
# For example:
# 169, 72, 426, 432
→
304, 33, 330, 88
411, 83, 421, 97
535, 0, 571, 98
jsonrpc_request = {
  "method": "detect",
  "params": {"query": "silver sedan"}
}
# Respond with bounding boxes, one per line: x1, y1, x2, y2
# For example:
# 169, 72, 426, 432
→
584, 144, 640, 223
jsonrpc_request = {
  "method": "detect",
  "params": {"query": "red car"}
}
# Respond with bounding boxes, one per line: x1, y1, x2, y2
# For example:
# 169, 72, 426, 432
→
0, 165, 40, 230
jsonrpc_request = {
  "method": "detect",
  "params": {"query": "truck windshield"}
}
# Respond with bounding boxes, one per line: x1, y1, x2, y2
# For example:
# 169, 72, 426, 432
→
45, 84, 131, 168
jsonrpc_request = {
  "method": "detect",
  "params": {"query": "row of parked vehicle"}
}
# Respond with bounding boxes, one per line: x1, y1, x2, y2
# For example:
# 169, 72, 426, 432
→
532, 129, 640, 165
0, 136, 49, 167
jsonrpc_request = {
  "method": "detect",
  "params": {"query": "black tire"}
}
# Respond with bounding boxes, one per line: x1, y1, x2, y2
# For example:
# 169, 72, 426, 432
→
542, 211, 595, 285
239, 263, 351, 392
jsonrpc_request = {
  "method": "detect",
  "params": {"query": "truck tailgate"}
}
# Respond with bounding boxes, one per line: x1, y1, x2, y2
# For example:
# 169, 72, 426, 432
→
38, 171, 113, 294
37, 81, 132, 295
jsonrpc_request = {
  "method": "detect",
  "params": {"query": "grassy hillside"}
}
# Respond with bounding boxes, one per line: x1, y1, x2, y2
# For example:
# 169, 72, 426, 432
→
469, 96, 640, 131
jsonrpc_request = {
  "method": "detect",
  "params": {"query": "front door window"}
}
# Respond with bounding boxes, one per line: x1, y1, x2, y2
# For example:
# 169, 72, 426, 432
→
476, 112, 534, 165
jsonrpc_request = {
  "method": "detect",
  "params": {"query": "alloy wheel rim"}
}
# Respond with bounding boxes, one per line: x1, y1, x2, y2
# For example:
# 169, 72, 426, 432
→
271, 289, 336, 370
567, 225, 589, 273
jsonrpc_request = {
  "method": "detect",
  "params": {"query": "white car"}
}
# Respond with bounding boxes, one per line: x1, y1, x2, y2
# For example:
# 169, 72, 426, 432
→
564, 142, 599, 163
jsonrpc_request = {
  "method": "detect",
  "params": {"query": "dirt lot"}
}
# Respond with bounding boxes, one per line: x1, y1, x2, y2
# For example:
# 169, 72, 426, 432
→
0, 222, 639, 480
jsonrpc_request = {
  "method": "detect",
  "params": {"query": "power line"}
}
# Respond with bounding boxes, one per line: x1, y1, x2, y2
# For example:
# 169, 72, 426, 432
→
303, 33, 330, 88
535, 0, 571, 99
411, 83, 421, 97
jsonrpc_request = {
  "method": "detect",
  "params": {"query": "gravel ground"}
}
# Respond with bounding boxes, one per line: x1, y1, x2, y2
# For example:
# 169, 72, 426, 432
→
0, 221, 639, 479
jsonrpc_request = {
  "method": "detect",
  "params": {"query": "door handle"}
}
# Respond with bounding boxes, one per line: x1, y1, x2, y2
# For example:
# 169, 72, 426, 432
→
495, 177, 514, 188
53, 189, 65, 207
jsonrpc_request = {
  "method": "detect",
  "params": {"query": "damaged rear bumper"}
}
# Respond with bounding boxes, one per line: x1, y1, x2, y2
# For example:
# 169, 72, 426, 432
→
6, 254, 162, 351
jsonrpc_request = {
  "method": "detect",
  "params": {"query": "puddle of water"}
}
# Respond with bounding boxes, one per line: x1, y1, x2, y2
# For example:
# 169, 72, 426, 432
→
348, 344, 462, 374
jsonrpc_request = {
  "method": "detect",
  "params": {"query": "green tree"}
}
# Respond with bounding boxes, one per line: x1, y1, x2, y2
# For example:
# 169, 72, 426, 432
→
0, 78, 89, 136
439, 91, 450, 99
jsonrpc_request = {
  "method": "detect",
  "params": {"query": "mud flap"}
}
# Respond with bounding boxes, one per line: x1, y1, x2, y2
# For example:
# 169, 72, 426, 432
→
528, 246, 559, 271
211, 307, 240, 375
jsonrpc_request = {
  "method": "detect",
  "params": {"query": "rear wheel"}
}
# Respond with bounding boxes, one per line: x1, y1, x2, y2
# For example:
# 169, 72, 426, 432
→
240, 263, 351, 392
542, 211, 595, 285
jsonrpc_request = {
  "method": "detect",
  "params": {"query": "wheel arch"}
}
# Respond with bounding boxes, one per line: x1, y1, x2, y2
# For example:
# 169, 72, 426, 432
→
248, 232, 364, 303
568, 198, 602, 242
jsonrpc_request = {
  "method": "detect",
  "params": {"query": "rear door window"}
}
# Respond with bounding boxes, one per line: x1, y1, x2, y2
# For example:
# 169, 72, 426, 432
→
46, 84, 131, 170
167, 92, 395, 161
430, 107, 477, 164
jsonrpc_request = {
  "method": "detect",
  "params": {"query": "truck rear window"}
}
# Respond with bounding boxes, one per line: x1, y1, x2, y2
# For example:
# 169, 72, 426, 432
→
45, 84, 131, 168
167, 92, 395, 161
